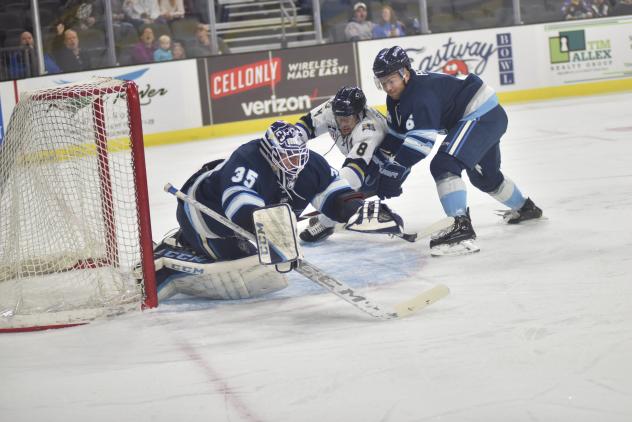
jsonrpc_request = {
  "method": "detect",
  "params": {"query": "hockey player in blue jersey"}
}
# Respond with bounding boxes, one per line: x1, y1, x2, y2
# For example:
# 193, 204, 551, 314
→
152, 120, 404, 300
372, 46, 542, 256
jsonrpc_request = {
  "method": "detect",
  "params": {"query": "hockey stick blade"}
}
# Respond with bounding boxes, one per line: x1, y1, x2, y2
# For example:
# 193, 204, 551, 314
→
393, 284, 450, 317
164, 183, 440, 320
404, 217, 455, 243
387, 216, 456, 243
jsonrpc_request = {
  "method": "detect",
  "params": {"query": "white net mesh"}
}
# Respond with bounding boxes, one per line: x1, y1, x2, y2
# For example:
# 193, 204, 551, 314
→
0, 77, 153, 330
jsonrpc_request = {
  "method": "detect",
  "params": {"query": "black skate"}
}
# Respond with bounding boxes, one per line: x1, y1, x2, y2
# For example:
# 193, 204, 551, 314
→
502, 198, 542, 224
299, 217, 335, 243
430, 212, 479, 256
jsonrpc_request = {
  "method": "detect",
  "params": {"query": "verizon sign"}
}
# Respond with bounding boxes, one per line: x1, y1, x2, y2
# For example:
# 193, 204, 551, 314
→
202, 44, 358, 125
211, 58, 281, 99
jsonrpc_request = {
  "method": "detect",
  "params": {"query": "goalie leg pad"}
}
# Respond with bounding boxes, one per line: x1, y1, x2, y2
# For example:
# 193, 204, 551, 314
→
163, 255, 288, 300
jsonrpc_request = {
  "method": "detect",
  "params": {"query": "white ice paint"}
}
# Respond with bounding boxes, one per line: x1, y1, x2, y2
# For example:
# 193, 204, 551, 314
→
2, 93, 631, 422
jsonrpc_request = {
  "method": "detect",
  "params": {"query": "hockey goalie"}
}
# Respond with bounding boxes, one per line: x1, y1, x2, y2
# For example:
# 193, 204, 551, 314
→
153, 120, 406, 302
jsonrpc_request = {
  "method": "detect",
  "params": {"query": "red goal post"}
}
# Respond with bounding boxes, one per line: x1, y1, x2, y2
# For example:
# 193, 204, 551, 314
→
0, 77, 157, 332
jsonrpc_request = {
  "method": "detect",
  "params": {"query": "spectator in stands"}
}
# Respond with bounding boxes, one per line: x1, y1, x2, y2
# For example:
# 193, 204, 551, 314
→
372, 5, 406, 39
7, 31, 61, 79
172, 40, 187, 59
123, 0, 161, 27
48, 21, 67, 56
188, 23, 229, 56
344, 2, 375, 41
131, 25, 156, 63
561, 0, 593, 19
154, 34, 173, 61
612, 0, 632, 15
60, 0, 104, 31
110, 0, 138, 40
54, 29, 93, 72
589, 0, 610, 16
159, 0, 185, 22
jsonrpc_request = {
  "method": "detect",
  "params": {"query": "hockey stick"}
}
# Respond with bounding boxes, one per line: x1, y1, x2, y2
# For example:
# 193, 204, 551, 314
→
298, 209, 454, 244
164, 183, 449, 320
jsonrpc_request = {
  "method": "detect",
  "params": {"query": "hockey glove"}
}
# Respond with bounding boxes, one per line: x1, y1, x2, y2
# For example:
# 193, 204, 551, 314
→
345, 199, 404, 236
377, 161, 410, 199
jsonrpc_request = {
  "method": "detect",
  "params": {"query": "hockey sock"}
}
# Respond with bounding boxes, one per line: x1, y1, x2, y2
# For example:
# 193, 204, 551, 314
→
489, 177, 527, 210
436, 174, 468, 217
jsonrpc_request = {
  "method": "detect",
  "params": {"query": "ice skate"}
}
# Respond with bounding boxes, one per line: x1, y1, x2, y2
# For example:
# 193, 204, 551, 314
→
430, 213, 480, 256
502, 198, 543, 224
299, 217, 335, 243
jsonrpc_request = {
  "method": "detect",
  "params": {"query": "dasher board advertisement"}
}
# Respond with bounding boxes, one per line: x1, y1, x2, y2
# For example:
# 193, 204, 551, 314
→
202, 43, 359, 125
545, 17, 632, 85
2, 60, 202, 135
358, 16, 632, 106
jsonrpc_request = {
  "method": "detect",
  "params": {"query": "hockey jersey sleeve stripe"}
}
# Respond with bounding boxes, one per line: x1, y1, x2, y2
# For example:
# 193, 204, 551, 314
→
387, 126, 405, 140
183, 202, 222, 239
407, 129, 438, 144
387, 127, 438, 143
311, 177, 353, 211
346, 161, 365, 179
224, 191, 265, 221
221, 185, 257, 206
339, 165, 363, 191
403, 136, 434, 157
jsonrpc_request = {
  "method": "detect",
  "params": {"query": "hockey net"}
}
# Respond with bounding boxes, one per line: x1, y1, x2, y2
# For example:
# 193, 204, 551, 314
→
0, 77, 157, 332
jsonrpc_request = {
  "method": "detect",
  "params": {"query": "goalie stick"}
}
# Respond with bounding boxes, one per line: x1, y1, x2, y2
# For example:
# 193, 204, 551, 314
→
164, 183, 449, 320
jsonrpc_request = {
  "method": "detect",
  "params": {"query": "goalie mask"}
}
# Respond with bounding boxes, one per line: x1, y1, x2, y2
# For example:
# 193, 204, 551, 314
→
261, 121, 309, 188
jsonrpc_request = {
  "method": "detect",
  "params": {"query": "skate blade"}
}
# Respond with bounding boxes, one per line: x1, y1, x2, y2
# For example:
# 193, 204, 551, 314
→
430, 239, 480, 257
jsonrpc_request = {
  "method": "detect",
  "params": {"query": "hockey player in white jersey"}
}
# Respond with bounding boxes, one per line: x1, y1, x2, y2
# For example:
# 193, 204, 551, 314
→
296, 86, 397, 243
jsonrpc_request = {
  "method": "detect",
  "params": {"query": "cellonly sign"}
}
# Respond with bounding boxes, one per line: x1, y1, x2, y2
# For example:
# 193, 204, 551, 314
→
211, 58, 281, 99
203, 44, 358, 124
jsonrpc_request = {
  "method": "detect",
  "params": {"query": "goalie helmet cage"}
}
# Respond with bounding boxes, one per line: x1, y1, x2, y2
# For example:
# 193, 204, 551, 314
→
0, 77, 157, 333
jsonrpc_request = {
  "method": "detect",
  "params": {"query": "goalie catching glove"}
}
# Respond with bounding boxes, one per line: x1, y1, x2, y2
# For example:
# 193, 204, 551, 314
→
344, 199, 405, 236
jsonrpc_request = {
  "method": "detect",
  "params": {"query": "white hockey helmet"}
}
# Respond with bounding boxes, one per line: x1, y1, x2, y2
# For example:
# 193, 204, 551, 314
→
261, 120, 309, 180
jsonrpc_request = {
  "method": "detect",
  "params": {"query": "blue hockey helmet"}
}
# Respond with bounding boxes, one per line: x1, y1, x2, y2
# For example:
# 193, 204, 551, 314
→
331, 86, 366, 117
372, 46, 412, 79
262, 120, 309, 179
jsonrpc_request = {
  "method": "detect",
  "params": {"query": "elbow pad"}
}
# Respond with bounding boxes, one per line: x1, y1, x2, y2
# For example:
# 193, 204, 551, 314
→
332, 191, 365, 222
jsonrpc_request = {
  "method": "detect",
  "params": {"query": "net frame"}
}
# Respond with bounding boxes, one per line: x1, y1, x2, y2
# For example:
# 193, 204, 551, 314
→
0, 78, 157, 332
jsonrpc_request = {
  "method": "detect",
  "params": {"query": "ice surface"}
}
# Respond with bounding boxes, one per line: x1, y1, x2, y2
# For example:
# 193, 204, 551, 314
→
1, 93, 631, 422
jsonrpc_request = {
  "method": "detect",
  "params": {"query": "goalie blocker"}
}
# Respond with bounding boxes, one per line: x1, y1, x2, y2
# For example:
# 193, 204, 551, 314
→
152, 204, 302, 301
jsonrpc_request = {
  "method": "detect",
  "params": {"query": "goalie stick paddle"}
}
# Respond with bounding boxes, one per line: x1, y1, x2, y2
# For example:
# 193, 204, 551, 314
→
164, 183, 449, 320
